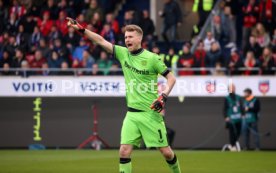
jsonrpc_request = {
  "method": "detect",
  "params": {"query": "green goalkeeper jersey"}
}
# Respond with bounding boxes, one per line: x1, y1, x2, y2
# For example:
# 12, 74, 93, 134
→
114, 45, 168, 111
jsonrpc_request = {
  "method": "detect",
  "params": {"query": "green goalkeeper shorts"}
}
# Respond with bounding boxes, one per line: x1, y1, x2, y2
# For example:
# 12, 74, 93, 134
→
120, 110, 168, 148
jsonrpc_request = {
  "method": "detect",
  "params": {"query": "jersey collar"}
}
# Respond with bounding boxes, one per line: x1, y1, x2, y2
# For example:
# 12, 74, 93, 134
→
130, 48, 144, 56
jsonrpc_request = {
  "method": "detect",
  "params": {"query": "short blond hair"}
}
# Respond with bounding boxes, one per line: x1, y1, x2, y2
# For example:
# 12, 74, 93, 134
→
124, 25, 143, 36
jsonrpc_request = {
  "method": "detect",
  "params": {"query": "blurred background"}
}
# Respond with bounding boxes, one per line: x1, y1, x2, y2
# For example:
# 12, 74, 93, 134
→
0, 0, 275, 150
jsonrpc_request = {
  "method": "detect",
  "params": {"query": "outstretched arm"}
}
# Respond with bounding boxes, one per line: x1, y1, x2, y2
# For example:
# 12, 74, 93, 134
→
66, 17, 113, 54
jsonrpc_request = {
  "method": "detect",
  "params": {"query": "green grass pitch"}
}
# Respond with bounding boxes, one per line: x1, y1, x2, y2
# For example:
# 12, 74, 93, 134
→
0, 150, 275, 173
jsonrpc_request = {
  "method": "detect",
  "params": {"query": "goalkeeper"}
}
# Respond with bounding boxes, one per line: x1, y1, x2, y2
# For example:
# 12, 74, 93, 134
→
67, 17, 181, 173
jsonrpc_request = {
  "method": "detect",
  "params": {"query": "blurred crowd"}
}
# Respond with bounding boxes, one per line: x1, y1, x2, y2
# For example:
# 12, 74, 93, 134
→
0, 0, 275, 77
0, 0, 155, 76
179, 0, 276, 76
163, 0, 276, 76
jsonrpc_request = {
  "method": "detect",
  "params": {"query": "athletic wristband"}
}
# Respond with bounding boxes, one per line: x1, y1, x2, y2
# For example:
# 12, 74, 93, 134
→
78, 28, 85, 34
161, 93, 168, 102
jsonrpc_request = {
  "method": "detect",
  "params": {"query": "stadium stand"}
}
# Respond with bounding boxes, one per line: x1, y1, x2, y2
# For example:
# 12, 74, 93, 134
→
0, 0, 275, 77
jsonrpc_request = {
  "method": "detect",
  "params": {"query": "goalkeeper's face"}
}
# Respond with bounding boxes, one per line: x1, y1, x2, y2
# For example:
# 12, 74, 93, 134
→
125, 31, 142, 52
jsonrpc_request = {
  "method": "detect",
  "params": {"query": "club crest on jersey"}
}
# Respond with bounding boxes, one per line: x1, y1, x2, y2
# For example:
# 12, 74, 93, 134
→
141, 60, 147, 66
205, 80, 216, 94
259, 80, 269, 95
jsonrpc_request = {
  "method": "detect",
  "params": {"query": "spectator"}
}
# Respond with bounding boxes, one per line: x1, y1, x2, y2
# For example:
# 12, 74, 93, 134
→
29, 26, 42, 51
116, 26, 126, 46
21, 13, 36, 34
29, 50, 46, 69
92, 63, 103, 75
161, 48, 178, 69
152, 46, 160, 54
77, 13, 88, 29
15, 25, 28, 51
141, 10, 155, 38
244, 51, 258, 75
101, 24, 115, 44
82, 50, 95, 68
193, 41, 207, 75
177, 44, 195, 75
0, 32, 10, 50
242, 0, 259, 49
82, 50, 95, 75
85, 0, 103, 22
227, 48, 243, 75
204, 32, 216, 51
5, 13, 19, 34
36, 11, 54, 37
259, 47, 275, 75
72, 38, 89, 62
224, 0, 240, 17
41, 0, 59, 20
273, 48, 276, 70
58, 61, 74, 75
72, 59, 82, 68
192, 0, 214, 35
52, 38, 70, 64
55, 10, 68, 36
96, 51, 113, 75
105, 13, 119, 34
272, 28, 276, 47
212, 15, 223, 44
28, 1, 41, 17
109, 63, 121, 76
19, 60, 31, 77
214, 62, 225, 76
9, 0, 26, 18
220, 6, 236, 47
1, 63, 13, 75
0, 0, 8, 33
259, 0, 275, 36
11, 48, 25, 68
159, 0, 182, 44
6, 35, 18, 57
124, 10, 134, 26
90, 12, 103, 34
243, 35, 262, 59
48, 50, 63, 69
206, 41, 222, 68
48, 25, 62, 43
41, 62, 50, 76
64, 26, 81, 52
223, 84, 244, 151
254, 23, 271, 48
0, 50, 12, 67
129, 9, 143, 26
243, 88, 261, 150
57, 0, 75, 19
38, 38, 50, 59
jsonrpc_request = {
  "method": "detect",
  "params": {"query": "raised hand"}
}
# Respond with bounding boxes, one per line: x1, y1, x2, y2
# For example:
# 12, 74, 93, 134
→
66, 17, 85, 33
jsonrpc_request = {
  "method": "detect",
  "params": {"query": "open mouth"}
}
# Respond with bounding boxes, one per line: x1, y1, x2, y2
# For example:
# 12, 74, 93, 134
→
127, 43, 133, 48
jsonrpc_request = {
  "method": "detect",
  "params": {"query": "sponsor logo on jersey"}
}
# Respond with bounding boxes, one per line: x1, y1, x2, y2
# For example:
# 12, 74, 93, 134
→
259, 80, 269, 95
141, 60, 147, 66
124, 61, 150, 75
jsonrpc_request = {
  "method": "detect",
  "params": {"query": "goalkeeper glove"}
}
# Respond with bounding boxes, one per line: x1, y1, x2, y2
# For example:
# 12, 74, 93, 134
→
66, 17, 85, 34
150, 93, 168, 113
